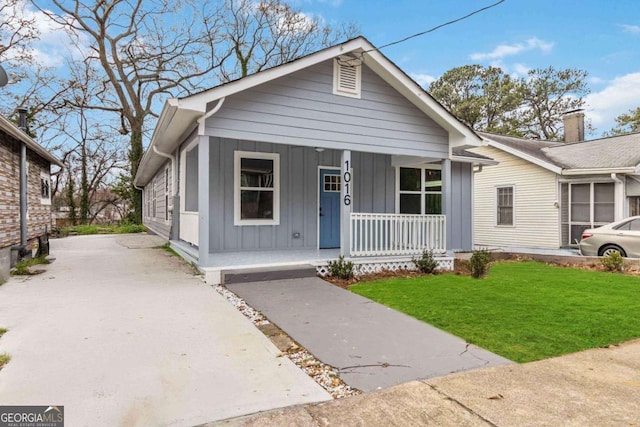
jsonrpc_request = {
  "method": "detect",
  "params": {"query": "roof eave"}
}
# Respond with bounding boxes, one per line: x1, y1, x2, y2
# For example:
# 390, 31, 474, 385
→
450, 154, 498, 166
484, 138, 562, 174
561, 167, 637, 176
134, 100, 203, 187
0, 115, 63, 168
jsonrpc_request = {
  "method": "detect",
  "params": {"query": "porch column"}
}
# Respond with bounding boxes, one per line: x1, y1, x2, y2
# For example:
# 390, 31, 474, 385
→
340, 150, 352, 257
613, 175, 625, 221
441, 158, 452, 254
197, 135, 210, 266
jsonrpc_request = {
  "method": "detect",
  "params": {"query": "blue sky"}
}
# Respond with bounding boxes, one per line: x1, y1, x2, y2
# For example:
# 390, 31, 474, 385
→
294, 0, 640, 136
8, 0, 640, 138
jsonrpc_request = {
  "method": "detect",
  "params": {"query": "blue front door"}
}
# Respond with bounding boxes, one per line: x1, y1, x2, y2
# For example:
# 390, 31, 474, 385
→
319, 168, 340, 249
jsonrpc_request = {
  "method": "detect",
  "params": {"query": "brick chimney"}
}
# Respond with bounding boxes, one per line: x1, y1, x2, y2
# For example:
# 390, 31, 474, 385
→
563, 109, 585, 143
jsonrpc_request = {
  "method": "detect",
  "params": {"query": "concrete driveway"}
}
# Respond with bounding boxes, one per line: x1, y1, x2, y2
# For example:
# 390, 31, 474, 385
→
0, 235, 329, 426
226, 278, 511, 392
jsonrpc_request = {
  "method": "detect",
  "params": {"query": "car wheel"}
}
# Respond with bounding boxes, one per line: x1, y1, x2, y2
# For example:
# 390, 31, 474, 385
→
599, 245, 627, 257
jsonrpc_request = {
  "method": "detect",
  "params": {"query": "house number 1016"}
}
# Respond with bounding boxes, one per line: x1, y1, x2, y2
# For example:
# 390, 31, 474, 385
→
343, 160, 351, 206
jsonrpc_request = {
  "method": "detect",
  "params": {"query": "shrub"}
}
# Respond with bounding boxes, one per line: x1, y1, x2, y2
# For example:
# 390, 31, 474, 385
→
601, 251, 624, 272
470, 248, 492, 278
328, 256, 355, 280
413, 249, 439, 274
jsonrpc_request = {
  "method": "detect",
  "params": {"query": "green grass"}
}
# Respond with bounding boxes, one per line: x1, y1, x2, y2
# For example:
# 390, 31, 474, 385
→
11, 255, 50, 276
350, 261, 640, 363
62, 223, 146, 235
159, 242, 179, 257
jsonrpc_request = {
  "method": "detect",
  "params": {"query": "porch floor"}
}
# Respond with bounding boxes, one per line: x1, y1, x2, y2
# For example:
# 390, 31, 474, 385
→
201, 248, 342, 269
170, 240, 341, 269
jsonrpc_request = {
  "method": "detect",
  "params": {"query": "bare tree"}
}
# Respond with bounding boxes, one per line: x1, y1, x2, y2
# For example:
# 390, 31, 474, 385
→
33, 0, 357, 223
34, 0, 228, 223
218, 0, 357, 80
0, 0, 39, 66
47, 56, 127, 224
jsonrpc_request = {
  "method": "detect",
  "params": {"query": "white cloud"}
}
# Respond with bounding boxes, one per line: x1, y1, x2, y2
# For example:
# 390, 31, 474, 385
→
24, 8, 70, 66
621, 24, 640, 34
584, 72, 640, 133
470, 37, 554, 61
411, 73, 436, 87
512, 63, 531, 77
588, 76, 605, 85
1, 1, 90, 68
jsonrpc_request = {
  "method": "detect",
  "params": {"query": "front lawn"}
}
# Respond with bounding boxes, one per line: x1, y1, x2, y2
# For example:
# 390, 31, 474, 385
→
350, 261, 640, 362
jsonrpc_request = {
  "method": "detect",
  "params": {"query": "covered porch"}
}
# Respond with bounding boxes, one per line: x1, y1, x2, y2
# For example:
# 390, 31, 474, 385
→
171, 209, 452, 284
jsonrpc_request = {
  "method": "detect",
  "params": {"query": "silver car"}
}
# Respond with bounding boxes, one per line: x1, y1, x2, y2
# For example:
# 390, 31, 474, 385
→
579, 216, 640, 257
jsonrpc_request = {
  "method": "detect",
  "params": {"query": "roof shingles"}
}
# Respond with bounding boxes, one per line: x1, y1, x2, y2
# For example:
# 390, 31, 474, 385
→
478, 131, 640, 171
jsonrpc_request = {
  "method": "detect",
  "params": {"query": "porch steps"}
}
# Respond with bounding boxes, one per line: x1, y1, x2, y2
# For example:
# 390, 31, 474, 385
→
222, 265, 317, 284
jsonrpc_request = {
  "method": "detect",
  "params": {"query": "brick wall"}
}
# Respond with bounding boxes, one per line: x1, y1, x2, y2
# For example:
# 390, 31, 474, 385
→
0, 132, 54, 251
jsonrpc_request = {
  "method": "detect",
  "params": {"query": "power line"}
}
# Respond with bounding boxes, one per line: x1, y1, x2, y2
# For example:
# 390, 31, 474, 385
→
368, 0, 506, 52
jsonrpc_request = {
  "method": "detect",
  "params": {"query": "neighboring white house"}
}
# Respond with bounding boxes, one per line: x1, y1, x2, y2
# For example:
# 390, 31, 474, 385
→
134, 36, 494, 283
472, 111, 640, 252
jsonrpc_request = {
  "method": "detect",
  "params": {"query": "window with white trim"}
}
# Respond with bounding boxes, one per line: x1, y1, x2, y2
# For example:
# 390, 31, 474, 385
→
496, 186, 514, 226
397, 166, 442, 214
333, 57, 361, 98
40, 172, 51, 205
234, 151, 280, 225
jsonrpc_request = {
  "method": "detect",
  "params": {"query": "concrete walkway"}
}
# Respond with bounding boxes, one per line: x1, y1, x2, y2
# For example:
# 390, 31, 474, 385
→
0, 235, 330, 427
209, 338, 640, 426
226, 278, 511, 392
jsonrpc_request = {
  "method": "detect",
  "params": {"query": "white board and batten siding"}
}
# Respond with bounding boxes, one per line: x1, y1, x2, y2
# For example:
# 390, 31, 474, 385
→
204, 60, 449, 159
472, 146, 560, 249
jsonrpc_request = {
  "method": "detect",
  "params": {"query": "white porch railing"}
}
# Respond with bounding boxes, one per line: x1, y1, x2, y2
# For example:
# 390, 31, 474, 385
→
350, 213, 446, 257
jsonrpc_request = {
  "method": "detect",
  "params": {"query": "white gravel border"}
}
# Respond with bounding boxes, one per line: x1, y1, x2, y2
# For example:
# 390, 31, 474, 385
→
215, 285, 360, 399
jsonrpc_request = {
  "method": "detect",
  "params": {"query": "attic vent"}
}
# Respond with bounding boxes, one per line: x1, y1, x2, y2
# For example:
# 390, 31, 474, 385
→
333, 57, 361, 98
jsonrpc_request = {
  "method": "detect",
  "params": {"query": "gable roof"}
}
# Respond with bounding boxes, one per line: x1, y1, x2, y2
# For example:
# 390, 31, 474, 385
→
478, 131, 640, 175
477, 131, 563, 174
135, 36, 482, 186
0, 114, 63, 168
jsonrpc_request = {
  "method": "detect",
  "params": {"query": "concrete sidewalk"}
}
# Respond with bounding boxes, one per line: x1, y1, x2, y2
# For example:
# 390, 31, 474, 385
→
209, 338, 640, 426
0, 235, 330, 426
226, 278, 510, 392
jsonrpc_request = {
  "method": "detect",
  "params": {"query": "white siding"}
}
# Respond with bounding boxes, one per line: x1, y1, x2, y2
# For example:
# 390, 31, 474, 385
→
472, 146, 560, 249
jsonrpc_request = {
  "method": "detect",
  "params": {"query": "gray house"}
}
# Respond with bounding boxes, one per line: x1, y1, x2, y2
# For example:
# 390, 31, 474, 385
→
134, 37, 491, 283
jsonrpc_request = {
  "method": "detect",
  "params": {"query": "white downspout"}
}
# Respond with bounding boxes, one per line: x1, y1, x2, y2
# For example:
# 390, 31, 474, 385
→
611, 173, 625, 220
197, 98, 225, 135
152, 145, 176, 201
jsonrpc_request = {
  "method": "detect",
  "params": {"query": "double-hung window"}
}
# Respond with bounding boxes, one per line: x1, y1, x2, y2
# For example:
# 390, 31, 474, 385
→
496, 186, 514, 226
234, 151, 280, 225
397, 166, 442, 214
